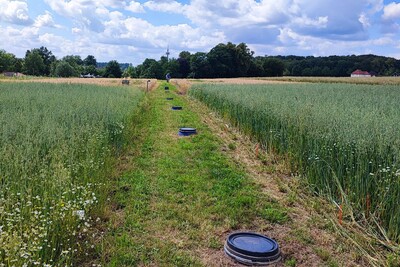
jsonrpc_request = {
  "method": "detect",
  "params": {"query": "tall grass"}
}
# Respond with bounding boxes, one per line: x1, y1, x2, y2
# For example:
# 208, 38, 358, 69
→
0, 82, 144, 266
190, 83, 400, 242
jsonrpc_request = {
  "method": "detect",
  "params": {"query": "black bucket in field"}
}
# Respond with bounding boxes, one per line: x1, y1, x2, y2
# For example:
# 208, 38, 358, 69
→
224, 232, 281, 266
179, 127, 197, 136
166, 97, 174, 100
165, 86, 169, 90
172, 106, 182, 110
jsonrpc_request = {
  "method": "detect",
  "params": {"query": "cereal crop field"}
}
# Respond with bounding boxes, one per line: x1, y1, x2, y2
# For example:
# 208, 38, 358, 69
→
190, 82, 400, 243
0, 81, 144, 266
1, 78, 399, 267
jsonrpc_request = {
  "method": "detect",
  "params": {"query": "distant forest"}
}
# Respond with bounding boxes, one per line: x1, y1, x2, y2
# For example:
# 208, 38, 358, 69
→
1, 42, 400, 78
131, 43, 400, 78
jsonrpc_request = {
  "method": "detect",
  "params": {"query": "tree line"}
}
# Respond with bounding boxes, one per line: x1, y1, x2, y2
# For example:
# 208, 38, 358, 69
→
1, 43, 400, 78
0, 47, 125, 78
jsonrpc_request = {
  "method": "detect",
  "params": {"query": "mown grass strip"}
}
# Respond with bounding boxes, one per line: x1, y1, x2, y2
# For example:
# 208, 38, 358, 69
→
101, 82, 286, 266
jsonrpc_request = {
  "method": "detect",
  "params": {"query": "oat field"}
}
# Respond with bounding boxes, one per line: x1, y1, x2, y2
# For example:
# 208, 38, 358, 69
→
0, 82, 144, 266
190, 82, 400, 243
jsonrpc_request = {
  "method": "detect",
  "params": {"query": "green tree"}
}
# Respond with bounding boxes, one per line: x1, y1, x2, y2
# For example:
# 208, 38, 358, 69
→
105, 60, 122, 78
24, 50, 45, 76
13, 58, 23, 73
62, 55, 84, 75
83, 65, 98, 76
247, 59, 265, 77
189, 52, 211, 78
97, 67, 106, 77
234, 43, 254, 76
137, 58, 163, 79
207, 43, 235, 77
263, 58, 285, 77
83, 55, 97, 66
54, 60, 76, 77
177, 51, 191, 78
25, 47, 55, 76
206, 42, 254, 78
164, 58, 180, 78
63, 55, 83, 66
0, 50, 16, 73
159, 56, 168, 67
123, 65, 136, 78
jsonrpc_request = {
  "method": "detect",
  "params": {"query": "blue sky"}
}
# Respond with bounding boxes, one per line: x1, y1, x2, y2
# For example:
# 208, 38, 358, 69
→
1, 0, 400, 65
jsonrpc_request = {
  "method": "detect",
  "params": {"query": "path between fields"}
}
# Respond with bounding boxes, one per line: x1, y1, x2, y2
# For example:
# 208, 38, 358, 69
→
99, 82, 370, 267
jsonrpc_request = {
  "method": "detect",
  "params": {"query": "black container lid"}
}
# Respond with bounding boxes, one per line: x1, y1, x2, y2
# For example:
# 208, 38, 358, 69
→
172, 106, 183, 110
224, 232, 281, 265
166, 97, 174, 100
179, 127, 196, 133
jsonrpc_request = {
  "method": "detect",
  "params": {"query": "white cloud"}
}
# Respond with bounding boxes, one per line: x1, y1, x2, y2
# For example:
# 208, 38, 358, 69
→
38, 33, 67, 46
126, 1, 144, 13
0, 25, 39, 57
99, 14, 224, 52
44, 0, 106, 32
101, 0, 127, 9
0, 0, 31, 25
144, 0, 185, 14
288, 1, 368, 41
72, 27, 82, 34
34, 11, 60, 28
183, 0, 290, 28
250, 0, 291, 24
293, 15, 328, 28
371, 36, 395, 46
359, 13, 370, 28
382, 2, 400, 20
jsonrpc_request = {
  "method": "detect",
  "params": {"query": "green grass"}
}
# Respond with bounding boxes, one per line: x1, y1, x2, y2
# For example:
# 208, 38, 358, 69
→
0, 82, 144, 266
101, 82, 287, 266
189, 82, 400, 242
285, 258, 297, 267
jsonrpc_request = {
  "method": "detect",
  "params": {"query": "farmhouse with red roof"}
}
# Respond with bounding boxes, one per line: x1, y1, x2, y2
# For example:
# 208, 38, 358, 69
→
351, 69, 373, 77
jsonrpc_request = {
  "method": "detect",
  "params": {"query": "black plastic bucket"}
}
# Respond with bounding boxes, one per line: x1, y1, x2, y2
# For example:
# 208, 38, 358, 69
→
224, 232, 281, 266
165, 86, 169, 90
166, 97, 174, 100
172, 106, 183, 110
179, 127, 197, 136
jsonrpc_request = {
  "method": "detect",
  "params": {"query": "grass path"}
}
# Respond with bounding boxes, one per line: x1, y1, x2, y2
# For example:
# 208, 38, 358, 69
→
98, 82, 372, 266
101, 82, 276, 266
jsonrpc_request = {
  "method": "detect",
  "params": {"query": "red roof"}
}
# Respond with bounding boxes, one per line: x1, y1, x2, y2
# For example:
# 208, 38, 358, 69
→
351, 69, 370, 75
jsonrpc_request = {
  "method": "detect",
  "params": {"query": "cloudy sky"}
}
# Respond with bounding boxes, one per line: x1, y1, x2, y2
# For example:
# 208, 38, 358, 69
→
0, 0, 400, 65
